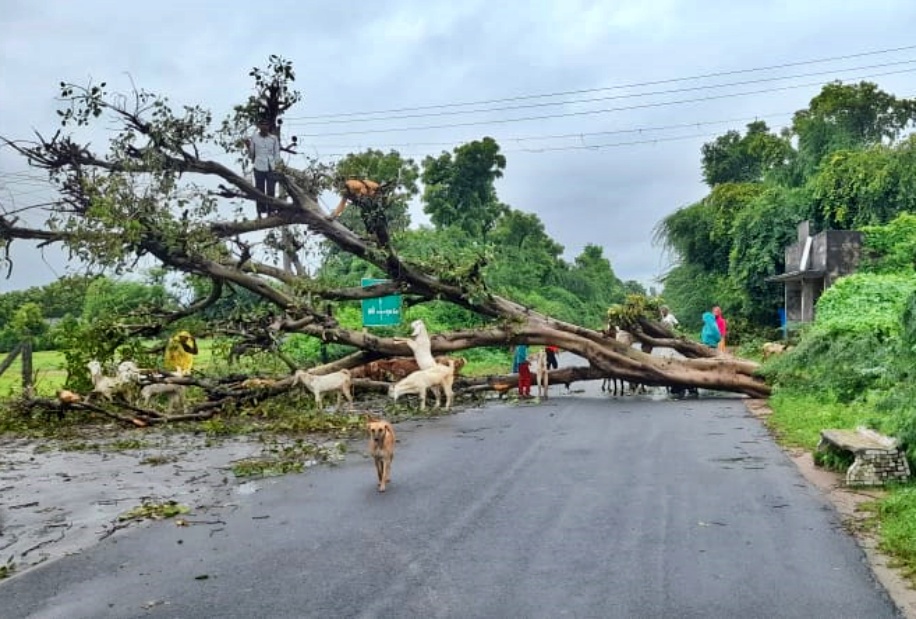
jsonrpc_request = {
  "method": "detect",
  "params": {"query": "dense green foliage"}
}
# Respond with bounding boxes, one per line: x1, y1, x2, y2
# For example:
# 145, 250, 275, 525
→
657, 81, 916, 338
421, 137, 508, 238
0, 276, 94, 351
700, 120, 792, 186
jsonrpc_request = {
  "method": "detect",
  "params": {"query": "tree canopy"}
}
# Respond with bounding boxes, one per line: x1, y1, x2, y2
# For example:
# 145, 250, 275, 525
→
0, 57, 771, 406
421, 137, 508, 238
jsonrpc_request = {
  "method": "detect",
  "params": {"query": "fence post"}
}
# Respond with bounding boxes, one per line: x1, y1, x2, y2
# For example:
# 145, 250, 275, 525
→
0, 343, 23, 378
20, 338, 33, 397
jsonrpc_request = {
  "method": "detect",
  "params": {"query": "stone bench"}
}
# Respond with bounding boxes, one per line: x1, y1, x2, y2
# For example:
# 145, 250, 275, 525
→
817, 428, 911, 487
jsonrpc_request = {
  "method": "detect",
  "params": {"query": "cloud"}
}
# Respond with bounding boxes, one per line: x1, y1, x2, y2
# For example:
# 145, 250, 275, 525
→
2, 0, 915, 294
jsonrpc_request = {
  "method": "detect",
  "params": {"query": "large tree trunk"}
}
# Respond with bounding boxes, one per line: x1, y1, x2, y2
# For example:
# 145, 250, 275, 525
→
0, 81, 770, 400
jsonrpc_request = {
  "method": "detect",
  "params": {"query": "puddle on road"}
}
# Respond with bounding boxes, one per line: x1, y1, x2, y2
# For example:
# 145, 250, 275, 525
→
0, 433, 279, 578
710, 454, 768, 470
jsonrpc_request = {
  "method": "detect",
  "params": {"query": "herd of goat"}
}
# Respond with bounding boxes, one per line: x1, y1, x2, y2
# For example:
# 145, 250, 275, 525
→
66, 319, 791, 414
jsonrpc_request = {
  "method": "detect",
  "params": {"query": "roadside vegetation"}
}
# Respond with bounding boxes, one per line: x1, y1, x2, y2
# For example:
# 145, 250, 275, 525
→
757, 219, 916, 582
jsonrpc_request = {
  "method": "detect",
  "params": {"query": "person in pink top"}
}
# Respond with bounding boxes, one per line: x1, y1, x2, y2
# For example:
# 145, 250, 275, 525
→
712, 305, 728, 354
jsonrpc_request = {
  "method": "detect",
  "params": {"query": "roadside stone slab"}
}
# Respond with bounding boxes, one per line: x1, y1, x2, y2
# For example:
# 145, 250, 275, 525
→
818, 428, 911, 487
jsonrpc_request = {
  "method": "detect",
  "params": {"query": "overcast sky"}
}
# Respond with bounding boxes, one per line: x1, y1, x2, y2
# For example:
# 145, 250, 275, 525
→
1, 0, 914, 294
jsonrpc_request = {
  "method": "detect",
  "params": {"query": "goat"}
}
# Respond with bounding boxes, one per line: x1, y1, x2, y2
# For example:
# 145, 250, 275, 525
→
116, 360, 142, 383
347, 360, 389, 382
762, 341, 789, 360
599, 329, 652, 396
293, 368, 353, 410
389, 361, 455, 410
241, 377, 277, 389
601, 376, 625, 396
57, 389, 82, 405
140, 382, 186, 413
87, 360, 131, 402
392, 319, 437, 370
531, 350, 549, 399
331, 178, 381, 219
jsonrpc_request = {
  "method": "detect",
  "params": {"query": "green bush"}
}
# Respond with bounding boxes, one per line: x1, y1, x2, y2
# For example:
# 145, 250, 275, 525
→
813, 272, 916, 340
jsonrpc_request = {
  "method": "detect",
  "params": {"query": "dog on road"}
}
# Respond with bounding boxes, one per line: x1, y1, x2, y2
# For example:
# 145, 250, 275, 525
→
367, 414, 396, 492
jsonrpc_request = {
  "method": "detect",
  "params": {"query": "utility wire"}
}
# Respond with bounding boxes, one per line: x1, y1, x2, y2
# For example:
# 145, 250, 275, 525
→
289, 59, 916, 126
288, 44, 916, 120
290, 67, 916, 137
306, 130, 734, 159
298, 111, 797, 153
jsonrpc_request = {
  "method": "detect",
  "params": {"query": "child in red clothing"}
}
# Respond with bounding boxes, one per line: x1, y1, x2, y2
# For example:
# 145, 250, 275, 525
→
517, 359, 532, 398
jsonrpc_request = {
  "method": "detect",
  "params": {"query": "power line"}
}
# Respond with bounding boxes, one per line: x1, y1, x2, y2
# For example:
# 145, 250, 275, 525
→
298, 111, 797, 153
290, 67, 916, 138
310, 130, 731, 159
287, 44, 916, 120
290, 59, 916, 126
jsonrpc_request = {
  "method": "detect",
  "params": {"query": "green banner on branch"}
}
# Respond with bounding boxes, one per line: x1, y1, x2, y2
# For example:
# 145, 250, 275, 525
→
361, 278, 402, 327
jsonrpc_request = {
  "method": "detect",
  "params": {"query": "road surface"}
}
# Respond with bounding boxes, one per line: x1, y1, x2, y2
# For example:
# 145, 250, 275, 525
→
0, 388, 900, 618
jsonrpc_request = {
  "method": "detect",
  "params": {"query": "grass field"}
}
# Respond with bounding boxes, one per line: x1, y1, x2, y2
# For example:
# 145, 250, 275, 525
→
0, 341, 514, 398
0, 349, 68, 397
0, 341, 223, 398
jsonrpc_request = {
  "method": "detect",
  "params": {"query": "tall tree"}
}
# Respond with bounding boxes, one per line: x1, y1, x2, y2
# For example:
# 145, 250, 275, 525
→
81, 277, 174, 324
421, 137, 508, 237
0, 60, 770, 417
727, 185, 810, 324
700, 121, 792, 187
810, 137, 916, 230
486, 208, 564, 288
792, 81, 916, 176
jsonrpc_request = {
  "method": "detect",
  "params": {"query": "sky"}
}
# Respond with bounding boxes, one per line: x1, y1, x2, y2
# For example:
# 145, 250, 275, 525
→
1, 0, 915, 294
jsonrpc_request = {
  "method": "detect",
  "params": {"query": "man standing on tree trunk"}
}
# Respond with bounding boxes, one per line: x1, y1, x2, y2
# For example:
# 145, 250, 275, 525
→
247, 119, 280, 217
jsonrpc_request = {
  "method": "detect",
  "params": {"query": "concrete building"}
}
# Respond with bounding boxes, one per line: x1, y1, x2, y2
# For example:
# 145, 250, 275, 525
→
767, 220, 863, 324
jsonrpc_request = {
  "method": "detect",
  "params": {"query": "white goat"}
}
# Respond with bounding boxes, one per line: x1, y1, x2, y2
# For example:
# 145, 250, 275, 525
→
615, 328, 636, 347
293, 368, 353, 410
394, 319, 437, 369
87, 360, 125, 402
532, 350, 549, 399
389, 360, 455, 410
140, 382, 186, 413
117, 360, 143, 384
600, 329, 648, 395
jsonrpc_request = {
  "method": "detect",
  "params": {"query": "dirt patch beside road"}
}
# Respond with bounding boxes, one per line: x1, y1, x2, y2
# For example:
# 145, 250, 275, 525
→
746, 399, 916, 619
0, 431, 341, 580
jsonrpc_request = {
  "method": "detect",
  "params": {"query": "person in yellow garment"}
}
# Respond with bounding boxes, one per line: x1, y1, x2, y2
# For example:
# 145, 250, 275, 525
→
164, 330, 199, 376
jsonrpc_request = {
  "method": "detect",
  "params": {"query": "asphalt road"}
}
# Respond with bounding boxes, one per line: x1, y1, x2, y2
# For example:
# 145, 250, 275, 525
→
0, 389, 901, 619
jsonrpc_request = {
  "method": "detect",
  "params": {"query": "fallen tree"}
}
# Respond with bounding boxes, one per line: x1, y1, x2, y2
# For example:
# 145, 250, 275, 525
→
0, 58, 770, 410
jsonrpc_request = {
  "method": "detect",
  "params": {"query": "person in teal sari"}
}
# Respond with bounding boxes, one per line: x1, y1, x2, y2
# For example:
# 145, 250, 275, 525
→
700, 311, 721, 348
512, 344, 529, 373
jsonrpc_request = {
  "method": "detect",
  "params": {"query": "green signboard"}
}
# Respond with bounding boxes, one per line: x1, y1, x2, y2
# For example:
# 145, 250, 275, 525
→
361, 278, 402, 327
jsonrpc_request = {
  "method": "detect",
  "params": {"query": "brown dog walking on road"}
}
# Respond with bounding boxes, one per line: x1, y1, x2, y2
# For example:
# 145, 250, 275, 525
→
367, 414, 396, 492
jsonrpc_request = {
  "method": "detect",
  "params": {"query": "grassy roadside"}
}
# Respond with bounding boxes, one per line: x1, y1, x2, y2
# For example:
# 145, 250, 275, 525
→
0, 349, 68, 397
764, 389, 916, 584
0, 341, 513, 398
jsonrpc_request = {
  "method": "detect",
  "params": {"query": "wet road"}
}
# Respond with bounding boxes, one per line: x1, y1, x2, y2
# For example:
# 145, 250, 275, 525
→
0, 390, 901, 618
